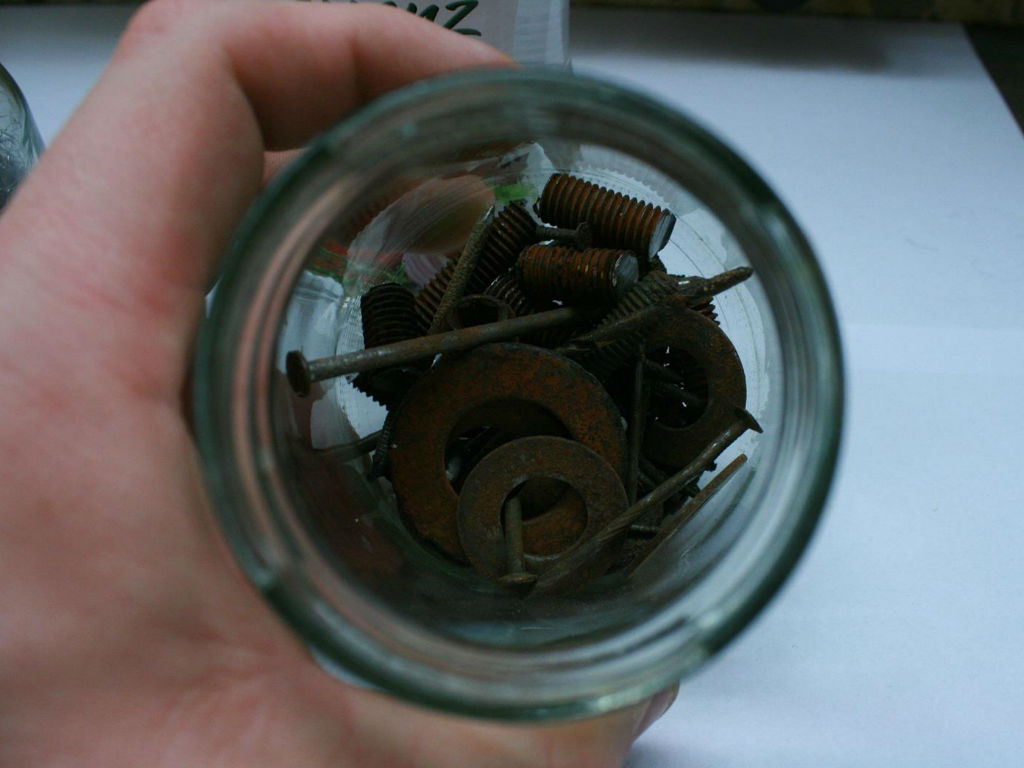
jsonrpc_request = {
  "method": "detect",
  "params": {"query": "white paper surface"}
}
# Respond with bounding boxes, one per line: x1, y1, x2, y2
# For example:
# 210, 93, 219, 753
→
567, 10, 1024, 767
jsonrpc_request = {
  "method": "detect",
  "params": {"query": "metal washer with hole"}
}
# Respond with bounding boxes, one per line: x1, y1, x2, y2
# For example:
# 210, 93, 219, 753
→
388, 343, 628, 560
457, 435, 629, 583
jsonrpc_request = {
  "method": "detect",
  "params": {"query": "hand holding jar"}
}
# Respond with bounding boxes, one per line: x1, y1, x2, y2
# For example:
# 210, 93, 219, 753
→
0, 2, 671, 766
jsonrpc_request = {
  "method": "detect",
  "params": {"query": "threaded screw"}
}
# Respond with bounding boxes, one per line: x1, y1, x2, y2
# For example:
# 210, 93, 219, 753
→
444, 294, 511, 331
517, 244, 639, 307
353, 283, 424, 407
359, 283, 420, 349
414, 202, 536, 329
483, 273, 541, 319
537, 174, 676, 268
574, 270, 683, 381
483, 273, 572, 348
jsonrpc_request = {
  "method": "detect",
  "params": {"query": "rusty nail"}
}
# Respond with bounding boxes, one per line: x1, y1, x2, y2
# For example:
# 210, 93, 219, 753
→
368, 410, 398, 480
535, 221, 593, 250
633, 408, 759, 514
649, 379, 706, 410
285, 305, 591, 396
353, 283, 428, 406
643, 362, 706, 410
637, 456, 690, 497
498, 495, 537, 588
414, 202, 535, 329
675, 266, 753, 301
568, 270, 686, 380
626, 353, 647, 505
444, 294, 510, 332
641, 308, 747, 469
426, 209, 495, 335
557, 292, 691, 357
316, 430, 380, 462
625, 453, 748, 576
533, 407, 761, 594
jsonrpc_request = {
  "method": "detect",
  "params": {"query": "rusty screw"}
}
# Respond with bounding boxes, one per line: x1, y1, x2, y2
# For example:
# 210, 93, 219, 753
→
424, 209, 495, 335
573, 270, 685, 381
353, 282, 425, 406
368, 409, 398, 480
444, 294, 510, 331
517, 244, 639, 306
557, 291, 691, 358
537, 173, 676, 267
359, 283, 421, 348
482, 273, 566, 347
414, 202, 536, 329
483, 273, 540, 318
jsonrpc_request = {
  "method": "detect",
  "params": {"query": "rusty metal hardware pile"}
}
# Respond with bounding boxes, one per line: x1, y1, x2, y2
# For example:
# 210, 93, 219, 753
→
287, 173, 760, 595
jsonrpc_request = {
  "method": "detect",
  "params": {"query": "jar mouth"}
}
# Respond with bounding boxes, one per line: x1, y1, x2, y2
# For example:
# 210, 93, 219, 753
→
195, 68, 843, 720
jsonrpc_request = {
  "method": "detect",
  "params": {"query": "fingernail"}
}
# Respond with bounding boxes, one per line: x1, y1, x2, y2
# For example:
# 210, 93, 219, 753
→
634, 684, 679, 739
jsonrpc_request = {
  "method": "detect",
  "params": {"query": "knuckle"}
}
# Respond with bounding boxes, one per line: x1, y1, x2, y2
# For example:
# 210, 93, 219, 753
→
116, 0, 222, 58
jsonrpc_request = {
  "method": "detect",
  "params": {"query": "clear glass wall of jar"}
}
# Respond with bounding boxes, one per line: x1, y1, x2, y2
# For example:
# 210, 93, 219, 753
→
0, 62, 44, 212
194, 69, 843, 720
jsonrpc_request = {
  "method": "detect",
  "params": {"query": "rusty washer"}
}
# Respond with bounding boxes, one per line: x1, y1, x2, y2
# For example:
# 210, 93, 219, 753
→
388, 343, 628, 559
457, 436, 629, 583
643, 308, 747, 468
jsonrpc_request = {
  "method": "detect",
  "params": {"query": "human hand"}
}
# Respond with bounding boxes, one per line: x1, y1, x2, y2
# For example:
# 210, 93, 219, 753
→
0, 1, 674, 765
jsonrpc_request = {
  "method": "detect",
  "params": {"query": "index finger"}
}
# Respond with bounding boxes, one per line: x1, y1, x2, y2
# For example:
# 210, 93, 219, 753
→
0, 0, 509, 399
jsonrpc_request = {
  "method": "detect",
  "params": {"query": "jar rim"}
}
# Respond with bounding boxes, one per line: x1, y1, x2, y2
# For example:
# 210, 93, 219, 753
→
0, 62, 44, 157
195, 68, 843, 720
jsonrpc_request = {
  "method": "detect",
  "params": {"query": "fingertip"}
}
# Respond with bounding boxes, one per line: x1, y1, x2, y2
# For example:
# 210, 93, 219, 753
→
633, 684, 679, 739
455, 33, 517, 68
220, 2, 515, 149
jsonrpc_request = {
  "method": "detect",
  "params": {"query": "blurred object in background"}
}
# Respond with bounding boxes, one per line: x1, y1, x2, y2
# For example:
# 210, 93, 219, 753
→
312, 1, 570, 66
0, 61, 43, 211
1, 0, 1020, 24
574, 0, 1024, 26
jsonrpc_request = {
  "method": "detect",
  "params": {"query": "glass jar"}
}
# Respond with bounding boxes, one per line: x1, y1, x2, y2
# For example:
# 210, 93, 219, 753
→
195, 69, 843, 720
0, 62, 44, 212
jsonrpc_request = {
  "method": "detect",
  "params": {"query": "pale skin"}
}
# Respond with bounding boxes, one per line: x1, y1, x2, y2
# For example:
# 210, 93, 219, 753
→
0, 1, 676, 766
